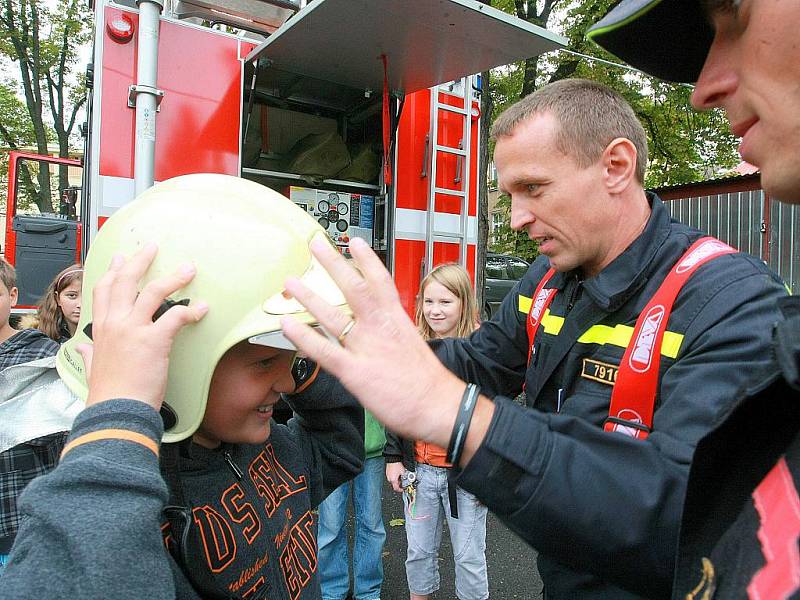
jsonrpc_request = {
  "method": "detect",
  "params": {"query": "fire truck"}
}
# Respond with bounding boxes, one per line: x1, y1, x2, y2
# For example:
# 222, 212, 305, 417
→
4, 0, 564, 316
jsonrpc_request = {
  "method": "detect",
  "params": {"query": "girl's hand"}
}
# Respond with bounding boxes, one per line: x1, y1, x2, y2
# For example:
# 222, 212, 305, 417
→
385, 461, 407, 493
76, 244, 208, 412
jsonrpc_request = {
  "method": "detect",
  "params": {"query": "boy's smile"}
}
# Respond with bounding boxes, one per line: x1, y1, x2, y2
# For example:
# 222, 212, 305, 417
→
193, 340, 296, 449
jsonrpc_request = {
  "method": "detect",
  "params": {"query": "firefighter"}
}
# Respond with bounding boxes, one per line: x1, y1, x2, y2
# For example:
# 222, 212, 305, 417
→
588, 0, 800, 597
281, 77, 788, 599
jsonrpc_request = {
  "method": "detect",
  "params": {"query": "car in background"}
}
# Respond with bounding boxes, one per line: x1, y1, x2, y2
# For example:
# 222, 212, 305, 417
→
482, 252, 531, 320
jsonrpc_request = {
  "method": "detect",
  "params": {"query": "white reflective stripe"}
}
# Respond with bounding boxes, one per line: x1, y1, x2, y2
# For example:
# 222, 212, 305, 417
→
467, 215, 477, 241
395, 208, 427, 240
99, 175, 136, 209
395, 208, 477, 242
433, 211, 461, 235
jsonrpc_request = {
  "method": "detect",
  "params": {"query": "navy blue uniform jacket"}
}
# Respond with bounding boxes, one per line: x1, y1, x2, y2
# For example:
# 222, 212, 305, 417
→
435, 195, 788, 598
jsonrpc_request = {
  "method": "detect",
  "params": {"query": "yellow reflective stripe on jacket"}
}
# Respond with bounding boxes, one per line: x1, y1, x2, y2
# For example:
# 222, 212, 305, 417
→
518, 294, 684, 359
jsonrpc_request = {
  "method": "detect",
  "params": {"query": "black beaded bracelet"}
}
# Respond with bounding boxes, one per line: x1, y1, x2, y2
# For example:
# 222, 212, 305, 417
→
446, 383, 481, 465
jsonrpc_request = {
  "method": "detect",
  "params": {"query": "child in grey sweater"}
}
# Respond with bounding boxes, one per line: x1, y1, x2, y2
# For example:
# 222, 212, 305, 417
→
0, 175, 364, 599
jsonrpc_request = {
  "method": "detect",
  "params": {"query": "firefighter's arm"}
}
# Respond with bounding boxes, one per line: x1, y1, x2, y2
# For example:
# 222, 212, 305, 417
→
281, 236, 495, 468
455, 258, 789, 598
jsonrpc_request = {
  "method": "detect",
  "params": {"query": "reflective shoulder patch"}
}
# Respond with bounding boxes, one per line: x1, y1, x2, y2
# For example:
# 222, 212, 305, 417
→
578, 323, 683, 359
519, 293, 532, 314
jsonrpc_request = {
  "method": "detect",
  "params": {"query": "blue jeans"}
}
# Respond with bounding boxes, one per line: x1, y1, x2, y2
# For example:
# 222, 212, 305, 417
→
318, 456, 386, 600
403, 463, 488, 600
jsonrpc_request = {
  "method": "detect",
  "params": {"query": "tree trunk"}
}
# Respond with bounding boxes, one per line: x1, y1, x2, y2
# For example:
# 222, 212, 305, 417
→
476, 69, 492, 316
521, 56, 539, 98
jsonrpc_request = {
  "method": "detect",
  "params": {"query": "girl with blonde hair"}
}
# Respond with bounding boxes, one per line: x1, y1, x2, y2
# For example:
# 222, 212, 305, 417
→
385, 263, 489, 600
414, 263, 479, 342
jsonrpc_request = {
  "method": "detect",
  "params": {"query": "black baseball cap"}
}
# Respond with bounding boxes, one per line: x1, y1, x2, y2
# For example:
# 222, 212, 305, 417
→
587, 0, 714, 83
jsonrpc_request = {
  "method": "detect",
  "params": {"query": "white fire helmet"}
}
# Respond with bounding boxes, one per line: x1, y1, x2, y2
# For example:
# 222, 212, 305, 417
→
57, 174, 348, 442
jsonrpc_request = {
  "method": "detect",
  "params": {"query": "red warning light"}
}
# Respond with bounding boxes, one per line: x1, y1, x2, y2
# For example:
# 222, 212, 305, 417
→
107, 14, 134, 44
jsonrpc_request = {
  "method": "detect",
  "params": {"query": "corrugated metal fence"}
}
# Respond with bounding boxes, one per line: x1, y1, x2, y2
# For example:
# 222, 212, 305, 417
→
656, 175, 800, 293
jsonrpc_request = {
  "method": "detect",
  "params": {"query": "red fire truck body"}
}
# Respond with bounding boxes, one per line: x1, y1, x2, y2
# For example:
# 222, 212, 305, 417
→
5, 0, 563, 316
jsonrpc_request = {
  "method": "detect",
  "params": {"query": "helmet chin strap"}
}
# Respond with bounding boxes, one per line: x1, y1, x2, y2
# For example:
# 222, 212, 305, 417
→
152, 298, 191, 321
82, 298, 191, 341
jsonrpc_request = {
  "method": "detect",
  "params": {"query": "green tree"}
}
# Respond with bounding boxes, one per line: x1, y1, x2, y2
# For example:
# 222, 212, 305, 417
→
486, 0, 739, 258
0, 0, 91, 213
0, 80, 46, 214
489, 192, 540, 261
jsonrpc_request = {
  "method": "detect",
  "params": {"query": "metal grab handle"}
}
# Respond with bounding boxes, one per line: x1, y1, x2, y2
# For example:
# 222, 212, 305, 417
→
14, 219, 69, 233
421, 133, 430, 178
454, 138, 463, 184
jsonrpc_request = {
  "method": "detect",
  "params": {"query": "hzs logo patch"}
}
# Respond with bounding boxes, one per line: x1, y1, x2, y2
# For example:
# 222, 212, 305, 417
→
529, 289, 553, 326
676, 240, 731, 274
629, 305, 665, 373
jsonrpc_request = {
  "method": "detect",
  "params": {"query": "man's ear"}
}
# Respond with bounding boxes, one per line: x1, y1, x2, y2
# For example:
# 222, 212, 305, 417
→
602, 137, 638, 193
10, 286, 18, 307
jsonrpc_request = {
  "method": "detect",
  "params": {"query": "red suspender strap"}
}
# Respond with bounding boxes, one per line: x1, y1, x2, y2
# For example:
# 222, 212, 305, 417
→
526, 268, 558, 365
604, 237, 736, 440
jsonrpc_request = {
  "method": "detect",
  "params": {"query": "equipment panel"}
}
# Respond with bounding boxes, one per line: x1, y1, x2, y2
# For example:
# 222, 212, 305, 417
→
289, 186, 374, 248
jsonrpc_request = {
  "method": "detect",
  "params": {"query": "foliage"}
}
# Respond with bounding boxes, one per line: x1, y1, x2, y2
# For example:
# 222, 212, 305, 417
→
0, 80, 51, 213
489, 191, 539, 261
0, 0, 91, 213
486, 0, 740, 254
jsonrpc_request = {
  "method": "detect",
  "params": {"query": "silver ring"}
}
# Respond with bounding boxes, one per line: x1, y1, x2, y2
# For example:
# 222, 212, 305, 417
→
337, 319, 356, 344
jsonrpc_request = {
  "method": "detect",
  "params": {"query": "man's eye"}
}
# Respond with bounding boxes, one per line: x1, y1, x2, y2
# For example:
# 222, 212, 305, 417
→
526, 183, 539, 193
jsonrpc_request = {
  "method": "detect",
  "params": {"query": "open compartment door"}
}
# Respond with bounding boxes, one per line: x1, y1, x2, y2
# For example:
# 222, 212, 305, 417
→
246, 0, 566, 95
173, 0, 298, 35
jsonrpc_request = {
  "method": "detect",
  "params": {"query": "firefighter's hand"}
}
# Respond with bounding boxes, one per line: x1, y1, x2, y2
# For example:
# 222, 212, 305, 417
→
281, 236, 470, 450
385, 461, 406, 493
76, 244, 208, 411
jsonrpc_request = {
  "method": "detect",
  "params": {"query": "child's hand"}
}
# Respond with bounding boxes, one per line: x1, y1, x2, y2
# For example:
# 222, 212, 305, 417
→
385, 462, 406, 493
76, 244, 208, 412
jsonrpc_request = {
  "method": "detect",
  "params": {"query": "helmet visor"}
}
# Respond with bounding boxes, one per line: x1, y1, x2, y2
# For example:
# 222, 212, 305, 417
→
250, 252, 350, 349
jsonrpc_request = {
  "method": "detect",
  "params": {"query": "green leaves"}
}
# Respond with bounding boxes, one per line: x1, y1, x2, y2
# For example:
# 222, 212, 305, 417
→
489, 192, 540, 262
0, 0, 91, 214
486, 0, 739, 253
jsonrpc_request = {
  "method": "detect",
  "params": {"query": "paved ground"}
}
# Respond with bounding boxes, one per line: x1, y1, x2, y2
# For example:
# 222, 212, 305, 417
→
337, 478, 544, 599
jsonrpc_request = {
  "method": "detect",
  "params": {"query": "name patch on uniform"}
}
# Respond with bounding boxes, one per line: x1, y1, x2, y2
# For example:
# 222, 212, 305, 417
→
581, 359, 618, 386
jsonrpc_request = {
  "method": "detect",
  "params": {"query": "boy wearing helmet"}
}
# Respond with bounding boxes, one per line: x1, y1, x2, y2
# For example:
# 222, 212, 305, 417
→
0, 175, 364, 599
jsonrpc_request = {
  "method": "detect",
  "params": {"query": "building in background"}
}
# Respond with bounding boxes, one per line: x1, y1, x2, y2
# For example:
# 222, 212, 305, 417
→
487, 161, 504, 245
655, 173, 800, 292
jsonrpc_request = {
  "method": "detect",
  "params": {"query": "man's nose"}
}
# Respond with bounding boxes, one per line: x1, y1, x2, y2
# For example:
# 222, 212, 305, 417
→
510, 200, 533, 231
691, 38, 737, 110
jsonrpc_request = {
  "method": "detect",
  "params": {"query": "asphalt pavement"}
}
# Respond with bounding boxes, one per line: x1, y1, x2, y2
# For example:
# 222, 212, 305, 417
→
338, 477, 544, 599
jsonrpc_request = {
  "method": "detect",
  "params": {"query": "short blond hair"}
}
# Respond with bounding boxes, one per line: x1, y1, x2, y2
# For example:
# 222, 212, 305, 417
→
491, 79, 648, 183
